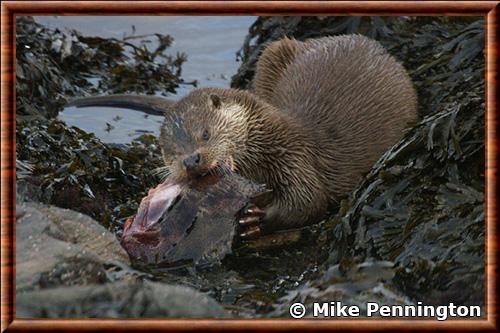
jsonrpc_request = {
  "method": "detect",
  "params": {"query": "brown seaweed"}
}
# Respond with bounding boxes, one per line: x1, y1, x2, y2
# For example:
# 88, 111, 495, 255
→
16, 16, 189, 119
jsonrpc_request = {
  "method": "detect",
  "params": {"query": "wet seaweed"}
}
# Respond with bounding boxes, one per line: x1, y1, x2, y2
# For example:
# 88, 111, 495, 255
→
15, 16, 191, 230
332, 92, 484, 305
16, 16, 188, 118
16, 118, 164, 231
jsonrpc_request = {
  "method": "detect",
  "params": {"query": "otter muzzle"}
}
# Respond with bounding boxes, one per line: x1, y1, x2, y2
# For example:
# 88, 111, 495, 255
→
183, 153, 201, 171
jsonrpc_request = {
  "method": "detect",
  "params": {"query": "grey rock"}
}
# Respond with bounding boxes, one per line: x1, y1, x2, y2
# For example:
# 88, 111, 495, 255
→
17, 280, 229, 318
16, 202, 228, 318
272, 260, 412, 317
16, 202, 130, 292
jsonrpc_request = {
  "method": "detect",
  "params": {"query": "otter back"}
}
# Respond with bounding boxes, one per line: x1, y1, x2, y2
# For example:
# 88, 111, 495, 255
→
253, 35, 418, 199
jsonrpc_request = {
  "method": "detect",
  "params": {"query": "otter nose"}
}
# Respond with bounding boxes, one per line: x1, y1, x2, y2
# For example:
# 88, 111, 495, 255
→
183, 153, 201, 170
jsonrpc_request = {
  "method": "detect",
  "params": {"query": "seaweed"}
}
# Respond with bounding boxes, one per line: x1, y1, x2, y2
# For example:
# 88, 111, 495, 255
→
16, 118, 164, 231
332, 20, 485, 305
16, 16, 188, 118
15, 16, 192, 230
332, 91, 484, 305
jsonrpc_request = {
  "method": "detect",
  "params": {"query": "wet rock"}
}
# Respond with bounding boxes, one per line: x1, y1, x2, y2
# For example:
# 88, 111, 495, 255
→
16, 202, 230, 318
272, 260, 412, 317
16, 202, 130, 292
17, 280, 229, 318
331, 93, 485, 306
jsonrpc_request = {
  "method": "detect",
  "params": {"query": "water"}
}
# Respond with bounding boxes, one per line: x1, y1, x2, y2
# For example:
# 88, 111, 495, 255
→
34, 16, 256, 143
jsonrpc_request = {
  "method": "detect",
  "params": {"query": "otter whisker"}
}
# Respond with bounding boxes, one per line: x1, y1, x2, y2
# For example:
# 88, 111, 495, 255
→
217, 164, 225, 176
152, 165, 171, 175
151, 165, 172, 181
222, 164, 232, 176
214, 165, 222, 176
159, 171, 172, 181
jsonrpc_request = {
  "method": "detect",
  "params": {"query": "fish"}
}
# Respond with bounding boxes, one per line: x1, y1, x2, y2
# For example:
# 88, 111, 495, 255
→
120, 173, 270, 268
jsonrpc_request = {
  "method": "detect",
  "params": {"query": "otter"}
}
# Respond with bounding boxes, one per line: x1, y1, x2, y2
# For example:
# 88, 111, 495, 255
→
68, 35, 418, 239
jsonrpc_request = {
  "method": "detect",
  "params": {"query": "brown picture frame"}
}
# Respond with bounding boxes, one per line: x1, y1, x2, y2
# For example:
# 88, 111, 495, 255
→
1, 1, 498, 331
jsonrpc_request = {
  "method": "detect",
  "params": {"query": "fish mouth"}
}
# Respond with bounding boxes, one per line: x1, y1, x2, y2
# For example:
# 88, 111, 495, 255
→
123, 180, 183, 233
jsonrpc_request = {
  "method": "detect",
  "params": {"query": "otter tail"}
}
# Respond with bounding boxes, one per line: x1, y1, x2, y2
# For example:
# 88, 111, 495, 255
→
66, 95, 175, 116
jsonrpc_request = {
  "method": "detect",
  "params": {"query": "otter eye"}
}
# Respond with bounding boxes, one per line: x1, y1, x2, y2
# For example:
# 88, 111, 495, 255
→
210, 94, 221, 108
201, 129, 210, 141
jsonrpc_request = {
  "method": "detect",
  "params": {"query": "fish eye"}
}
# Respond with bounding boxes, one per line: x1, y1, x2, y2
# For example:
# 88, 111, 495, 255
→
201, 129, 210, 141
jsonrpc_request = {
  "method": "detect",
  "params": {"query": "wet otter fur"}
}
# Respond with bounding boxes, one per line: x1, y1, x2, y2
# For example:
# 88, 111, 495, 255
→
68, 34, 418, 236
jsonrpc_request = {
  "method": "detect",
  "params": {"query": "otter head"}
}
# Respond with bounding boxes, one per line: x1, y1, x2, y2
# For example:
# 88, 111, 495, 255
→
159, 89, 249, 182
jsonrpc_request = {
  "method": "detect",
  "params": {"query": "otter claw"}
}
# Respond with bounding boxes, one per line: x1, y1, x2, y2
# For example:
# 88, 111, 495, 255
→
239, 215, 261, 226
244, 206, 265, 217
240, 225, 261, 239
237, 203, 266, 240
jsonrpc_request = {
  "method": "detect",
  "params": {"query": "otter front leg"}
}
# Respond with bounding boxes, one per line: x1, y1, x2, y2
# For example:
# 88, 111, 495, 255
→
237, 202, 316, 239
238, 202, 285, 239
238, 184, 330, 239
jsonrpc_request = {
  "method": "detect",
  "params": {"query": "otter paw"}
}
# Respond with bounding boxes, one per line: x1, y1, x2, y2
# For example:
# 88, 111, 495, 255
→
238, 204, 265, 240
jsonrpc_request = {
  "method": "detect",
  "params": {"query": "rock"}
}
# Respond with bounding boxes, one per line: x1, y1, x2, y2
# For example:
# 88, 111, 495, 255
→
272, 260, 412, 317
331, 94, 485, 306
17, 280, 229, 318
16, 202, 229, 318
16, 202, 130, 292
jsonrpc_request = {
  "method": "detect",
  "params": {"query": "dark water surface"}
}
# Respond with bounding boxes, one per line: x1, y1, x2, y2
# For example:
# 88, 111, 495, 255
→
34, 16, 256, 143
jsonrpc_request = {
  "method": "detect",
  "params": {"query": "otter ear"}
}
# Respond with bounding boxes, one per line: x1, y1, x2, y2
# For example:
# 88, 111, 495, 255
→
209, 94, 221, 109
